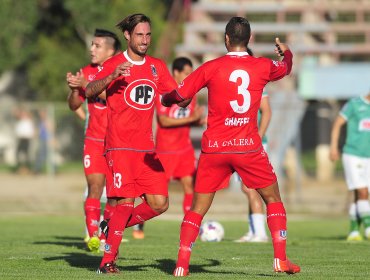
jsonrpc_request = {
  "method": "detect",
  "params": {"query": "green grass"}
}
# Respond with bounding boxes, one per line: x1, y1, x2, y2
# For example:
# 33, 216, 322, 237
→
1, 216, 370, 279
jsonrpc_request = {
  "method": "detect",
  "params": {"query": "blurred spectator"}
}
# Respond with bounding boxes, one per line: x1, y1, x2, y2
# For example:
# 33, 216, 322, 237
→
14, 108, 35, 173
34, 109, 53, 174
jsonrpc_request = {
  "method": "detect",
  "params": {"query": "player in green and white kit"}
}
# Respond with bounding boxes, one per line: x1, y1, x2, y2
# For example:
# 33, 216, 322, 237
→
330, 93, 370, 241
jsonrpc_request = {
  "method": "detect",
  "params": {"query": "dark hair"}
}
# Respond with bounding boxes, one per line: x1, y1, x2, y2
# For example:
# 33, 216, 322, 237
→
225, 17, 251, 47
94, 29, 121, 52
246, 47, 253, 56
172, 57, 193, 73
116, 13, 151, 35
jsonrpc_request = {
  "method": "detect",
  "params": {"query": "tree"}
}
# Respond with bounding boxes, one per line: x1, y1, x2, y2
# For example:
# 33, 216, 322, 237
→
0, 0, 169, 101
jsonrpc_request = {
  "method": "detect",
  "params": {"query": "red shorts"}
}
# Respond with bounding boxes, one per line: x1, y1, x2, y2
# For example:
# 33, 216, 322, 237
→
157, 148, 196, 180
83, 138, 109, 176
195, 149, 277, 193
105, 150, 168, 198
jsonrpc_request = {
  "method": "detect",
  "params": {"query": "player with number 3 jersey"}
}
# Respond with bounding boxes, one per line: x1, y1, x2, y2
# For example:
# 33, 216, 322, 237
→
162, 16, 300, 276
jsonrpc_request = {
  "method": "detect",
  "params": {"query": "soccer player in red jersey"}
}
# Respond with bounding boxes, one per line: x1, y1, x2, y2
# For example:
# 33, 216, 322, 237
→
85, 14, 178, 274
67, 29, 121, 253
162, 17, 300, 276
156, 57, 205, 214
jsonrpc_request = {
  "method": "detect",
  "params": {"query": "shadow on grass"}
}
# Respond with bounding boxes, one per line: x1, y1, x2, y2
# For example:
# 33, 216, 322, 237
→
33, 235, 86, 250
44, 252, 101, 272
154, 258, 250, 276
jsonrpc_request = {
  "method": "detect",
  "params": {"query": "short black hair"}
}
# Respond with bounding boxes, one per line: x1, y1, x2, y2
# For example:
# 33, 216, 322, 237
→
94, 29, 121, 52
225, 17, 251, 47
172, 57, 193, 73
116, 13, 151, 35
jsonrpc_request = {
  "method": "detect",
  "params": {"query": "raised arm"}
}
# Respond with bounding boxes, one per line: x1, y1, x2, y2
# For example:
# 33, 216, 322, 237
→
66, 71, 84, 111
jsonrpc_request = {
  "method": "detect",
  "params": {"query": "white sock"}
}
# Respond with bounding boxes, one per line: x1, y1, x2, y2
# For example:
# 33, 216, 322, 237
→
251, 213, 267, 238
357, 200, 370, 228
247, 214, 254, 236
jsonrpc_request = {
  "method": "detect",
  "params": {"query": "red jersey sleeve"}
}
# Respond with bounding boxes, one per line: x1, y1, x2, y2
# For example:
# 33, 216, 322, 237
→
177, 63, 209, 100
269, 50, 293, 81
156, 59, 178, 94
93, 57, 117, 81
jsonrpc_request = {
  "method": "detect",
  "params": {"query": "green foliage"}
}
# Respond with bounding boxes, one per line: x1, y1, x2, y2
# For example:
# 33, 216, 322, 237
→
0, 0, 39, 72
0, 0, 169, 101
1, 216, 370, 279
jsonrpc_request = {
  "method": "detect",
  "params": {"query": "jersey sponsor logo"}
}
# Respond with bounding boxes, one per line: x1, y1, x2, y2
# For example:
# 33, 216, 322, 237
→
359, 119, 370, 131
169, 106, 190, 119
208, 137, 254, 148
88, 74, 96, 81
224, 117, 250, 126
124, 79, 157, 110
150, 64, 158, 80
272, 60, 284, 67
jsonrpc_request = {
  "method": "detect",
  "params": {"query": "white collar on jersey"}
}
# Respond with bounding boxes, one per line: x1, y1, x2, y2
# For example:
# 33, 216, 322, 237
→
226, 52, 249, 56
123, 50, 146, 65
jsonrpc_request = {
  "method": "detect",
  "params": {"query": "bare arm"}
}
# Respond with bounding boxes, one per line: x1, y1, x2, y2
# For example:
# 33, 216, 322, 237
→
67, 88, 84, 111
85, 62, 133, 98
85, 74, 115, 98
157, 105, 204, 128
329, 115, 346, 161
258, 97, 272, 138
74, 106, 86, 121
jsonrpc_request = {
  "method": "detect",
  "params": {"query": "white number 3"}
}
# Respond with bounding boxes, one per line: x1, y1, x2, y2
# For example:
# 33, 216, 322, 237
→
113, 173, 122, 188
229, 70, 251, 114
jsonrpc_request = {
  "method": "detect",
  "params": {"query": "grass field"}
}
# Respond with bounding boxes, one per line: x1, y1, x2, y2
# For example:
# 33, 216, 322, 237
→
1, 216, 370, 279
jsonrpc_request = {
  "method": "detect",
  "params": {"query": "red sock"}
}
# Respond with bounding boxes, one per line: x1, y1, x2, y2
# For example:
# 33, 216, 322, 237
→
126, 200, 159, 228
182, 193, 193, 214
176, 211, 203, 269
84, 198, 101, 237
267, 202, 287, 260
100, 203, 134, 266
103, 203, 116, 220
100, 203, 116, 240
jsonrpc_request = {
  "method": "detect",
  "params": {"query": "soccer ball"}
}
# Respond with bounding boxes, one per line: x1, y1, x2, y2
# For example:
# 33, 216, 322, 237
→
199, 220, 224, 242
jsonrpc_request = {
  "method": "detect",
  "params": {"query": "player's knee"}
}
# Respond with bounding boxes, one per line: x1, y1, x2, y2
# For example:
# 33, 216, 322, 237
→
150, 199, 169, 214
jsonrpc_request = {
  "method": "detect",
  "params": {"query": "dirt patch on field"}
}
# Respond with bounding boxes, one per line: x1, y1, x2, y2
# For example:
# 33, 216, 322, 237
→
0, 172, 348, 220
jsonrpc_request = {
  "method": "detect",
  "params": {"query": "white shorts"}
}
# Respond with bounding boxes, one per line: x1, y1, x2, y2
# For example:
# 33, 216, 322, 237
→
342, 153, 370, 190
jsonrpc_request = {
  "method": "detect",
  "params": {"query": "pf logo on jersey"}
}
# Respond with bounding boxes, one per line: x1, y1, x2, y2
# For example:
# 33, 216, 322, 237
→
124, 79, 157, 110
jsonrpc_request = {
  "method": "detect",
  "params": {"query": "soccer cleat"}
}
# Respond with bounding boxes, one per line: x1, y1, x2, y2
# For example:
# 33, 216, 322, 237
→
234, 232, 253, 243
87, 236, 100, 253
96, 262, 120, 274
249, 235, 268, 243
132, 224, 145, 239
274, 258, 300, 274
364, 227, 370, 240
132, 229, 145, 239
346, 231, 363, 241
234, 232, 268, 243
173, 266, 189, 277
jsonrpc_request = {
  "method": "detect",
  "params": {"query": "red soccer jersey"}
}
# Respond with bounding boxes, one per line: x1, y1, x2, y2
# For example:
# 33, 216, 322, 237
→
94, 51, 177, 151
176, 51, 292, 153
155, 95, 196, 152
78, 64, 107, 141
